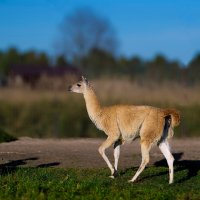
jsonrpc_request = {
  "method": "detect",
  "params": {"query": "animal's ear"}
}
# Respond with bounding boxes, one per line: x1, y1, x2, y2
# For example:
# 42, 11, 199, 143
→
81, 76, 88, 85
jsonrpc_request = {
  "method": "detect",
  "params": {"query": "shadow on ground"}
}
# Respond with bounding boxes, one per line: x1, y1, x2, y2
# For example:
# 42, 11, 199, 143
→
0, 157, 60, 176
1, 152, 200, 183
120, 152, 200, 183
154, 152, 200, 183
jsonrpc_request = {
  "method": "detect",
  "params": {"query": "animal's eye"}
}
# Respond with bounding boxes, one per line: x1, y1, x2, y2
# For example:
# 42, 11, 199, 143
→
77, 84, 81, 87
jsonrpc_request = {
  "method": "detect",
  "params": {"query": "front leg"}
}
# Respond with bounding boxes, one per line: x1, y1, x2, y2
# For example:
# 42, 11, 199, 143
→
98, 136, 118, 177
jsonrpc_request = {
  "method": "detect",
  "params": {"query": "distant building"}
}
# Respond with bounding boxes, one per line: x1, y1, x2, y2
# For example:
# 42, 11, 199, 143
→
8, 64, 81, 89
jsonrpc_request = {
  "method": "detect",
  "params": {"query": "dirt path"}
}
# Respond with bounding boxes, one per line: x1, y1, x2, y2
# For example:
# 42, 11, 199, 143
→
0, 137, 199, 169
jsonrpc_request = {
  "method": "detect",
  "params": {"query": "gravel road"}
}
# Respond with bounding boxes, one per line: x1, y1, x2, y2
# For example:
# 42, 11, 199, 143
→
0, 137, 199, 169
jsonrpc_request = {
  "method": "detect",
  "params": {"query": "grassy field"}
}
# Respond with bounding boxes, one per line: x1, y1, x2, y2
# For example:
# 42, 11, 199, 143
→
0, 78, 199, 138
0, 165, 200, 200
0, 99, 199, 138
0, 79, 200, 105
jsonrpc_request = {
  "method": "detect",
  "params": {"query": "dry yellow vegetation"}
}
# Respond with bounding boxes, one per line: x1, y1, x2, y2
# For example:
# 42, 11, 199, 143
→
0, 78, 199, 106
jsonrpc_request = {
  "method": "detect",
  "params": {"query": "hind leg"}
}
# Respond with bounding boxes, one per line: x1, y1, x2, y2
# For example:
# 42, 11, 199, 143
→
110, 139, 122, 178
159, 141, 174, 184
129, 140, 152, 182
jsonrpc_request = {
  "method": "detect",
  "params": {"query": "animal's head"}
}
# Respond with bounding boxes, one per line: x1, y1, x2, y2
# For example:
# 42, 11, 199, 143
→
68, 76, 89, 94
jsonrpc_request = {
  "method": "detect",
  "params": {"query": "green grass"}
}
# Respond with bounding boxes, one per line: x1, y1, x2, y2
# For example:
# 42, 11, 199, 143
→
0, 128, 17, 143
0, 100, 199, 138
0, 166, 200, 200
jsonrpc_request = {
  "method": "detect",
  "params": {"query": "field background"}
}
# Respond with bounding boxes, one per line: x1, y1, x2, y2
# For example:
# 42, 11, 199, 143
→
0, 78, 199, 138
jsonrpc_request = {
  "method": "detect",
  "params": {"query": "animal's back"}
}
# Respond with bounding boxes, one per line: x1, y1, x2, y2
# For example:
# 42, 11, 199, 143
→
115, 105, 179, 143
115, 105, 152, 142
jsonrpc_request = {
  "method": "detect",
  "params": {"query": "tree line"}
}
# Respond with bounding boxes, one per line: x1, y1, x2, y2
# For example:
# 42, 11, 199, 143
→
78, 48, 200, 84
0, 47, 200, 85
0, 47, 67, 73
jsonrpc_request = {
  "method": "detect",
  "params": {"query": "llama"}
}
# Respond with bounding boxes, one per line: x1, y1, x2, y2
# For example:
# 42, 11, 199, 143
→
68, 76, 180, 184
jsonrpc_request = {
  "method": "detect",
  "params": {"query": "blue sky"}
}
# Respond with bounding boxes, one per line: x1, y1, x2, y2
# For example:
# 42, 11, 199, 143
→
0, 0, 200, 64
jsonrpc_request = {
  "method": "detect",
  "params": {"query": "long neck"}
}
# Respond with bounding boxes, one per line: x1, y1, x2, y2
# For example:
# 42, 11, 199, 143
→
83, 87, 102, 122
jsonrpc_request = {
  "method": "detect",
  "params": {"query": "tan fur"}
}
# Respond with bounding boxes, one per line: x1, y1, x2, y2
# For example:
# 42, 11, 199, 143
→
68, 76, 180, 184
163, 109, 180, 127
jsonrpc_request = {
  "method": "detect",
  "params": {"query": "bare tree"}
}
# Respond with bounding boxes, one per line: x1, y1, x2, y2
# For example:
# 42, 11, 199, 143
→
56, 8, 119, 65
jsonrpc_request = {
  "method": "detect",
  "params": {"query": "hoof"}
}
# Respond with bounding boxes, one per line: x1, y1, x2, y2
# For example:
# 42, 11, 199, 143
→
128, 179, 136, 183
109, 170, 118, 179
113, 170, 118, 178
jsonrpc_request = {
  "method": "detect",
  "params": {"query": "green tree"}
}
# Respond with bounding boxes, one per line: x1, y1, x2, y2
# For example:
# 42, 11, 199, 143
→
145, 54, 181, 82
56, 55, 68, 66
37, 52, 49, 66
0, 48, 20, 74
21, 51, 37, 65
82, 48, 116, 77
117, 56, 144, 78
187, 54, 200, 84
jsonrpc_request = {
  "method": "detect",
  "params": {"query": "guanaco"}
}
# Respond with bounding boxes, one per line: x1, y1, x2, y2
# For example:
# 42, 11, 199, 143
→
68, 76, 180, 184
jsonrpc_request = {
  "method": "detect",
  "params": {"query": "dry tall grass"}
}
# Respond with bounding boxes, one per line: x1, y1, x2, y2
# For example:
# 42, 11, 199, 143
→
0, 78, 199, 106
93, 78, 200, 106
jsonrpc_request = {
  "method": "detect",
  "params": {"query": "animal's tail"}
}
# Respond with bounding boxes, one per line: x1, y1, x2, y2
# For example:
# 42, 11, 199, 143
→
158, 109, 180, 143
163, 109, 180, 128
